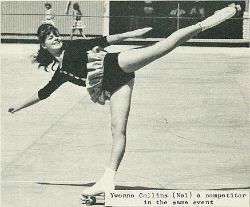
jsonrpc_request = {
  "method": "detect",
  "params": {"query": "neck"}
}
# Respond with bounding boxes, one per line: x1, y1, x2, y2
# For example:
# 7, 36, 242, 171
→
48, 48, 63, 59
55, 50, 65, 64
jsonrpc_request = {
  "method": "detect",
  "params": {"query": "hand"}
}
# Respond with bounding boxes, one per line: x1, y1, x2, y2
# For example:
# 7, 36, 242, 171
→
126, 27, 152, 38
8, 107, 17, 114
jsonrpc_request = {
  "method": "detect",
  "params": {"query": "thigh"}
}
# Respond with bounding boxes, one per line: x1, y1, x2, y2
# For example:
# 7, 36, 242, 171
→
118, 46, 160, 73
110, 79, 134, 133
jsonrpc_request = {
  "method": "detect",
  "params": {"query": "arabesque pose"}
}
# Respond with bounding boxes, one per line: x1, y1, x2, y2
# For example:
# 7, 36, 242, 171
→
8, 4, 240, 199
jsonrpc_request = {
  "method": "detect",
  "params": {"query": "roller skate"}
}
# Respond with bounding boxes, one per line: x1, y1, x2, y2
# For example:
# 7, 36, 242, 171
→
81, 168, 115, 206
198, 3, 241, 31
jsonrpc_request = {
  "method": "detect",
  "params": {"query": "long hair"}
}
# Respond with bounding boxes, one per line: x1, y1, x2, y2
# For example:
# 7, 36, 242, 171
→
73, 3, 80, 11
32, 24, 61, 72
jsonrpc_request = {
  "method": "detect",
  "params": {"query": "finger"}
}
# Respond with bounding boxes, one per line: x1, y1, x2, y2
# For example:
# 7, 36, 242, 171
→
144, 27, 152, 32
8, 108, 16, 114
140, 27, 152, 34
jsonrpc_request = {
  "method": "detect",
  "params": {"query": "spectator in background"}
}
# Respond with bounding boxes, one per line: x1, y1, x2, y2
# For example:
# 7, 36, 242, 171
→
42, 2, 55, 26
65, 1, 71, 15
170, 7, 186, 17
70, 3, 86, 40
189, 2, 205, 18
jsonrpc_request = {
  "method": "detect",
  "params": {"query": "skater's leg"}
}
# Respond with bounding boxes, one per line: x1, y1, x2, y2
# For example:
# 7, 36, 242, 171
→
118, 4, 240, 73
118, 24, 201, 73
81, 79, 134, 196
79, 29, 87, 39
108, 79, 134, 171
70, 29, 75, 40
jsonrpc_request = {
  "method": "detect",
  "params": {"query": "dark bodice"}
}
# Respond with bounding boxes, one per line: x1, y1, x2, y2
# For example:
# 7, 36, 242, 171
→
38, 37, 110, 100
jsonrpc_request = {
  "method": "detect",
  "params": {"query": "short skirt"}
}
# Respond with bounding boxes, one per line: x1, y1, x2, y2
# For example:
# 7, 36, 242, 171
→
72, 20, 86, 29
41, 20, 55, 26
86, 47, 135, 105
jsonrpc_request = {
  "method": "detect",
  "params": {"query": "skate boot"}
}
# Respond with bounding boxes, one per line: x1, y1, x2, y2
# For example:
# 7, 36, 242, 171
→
198, 4, 241, 31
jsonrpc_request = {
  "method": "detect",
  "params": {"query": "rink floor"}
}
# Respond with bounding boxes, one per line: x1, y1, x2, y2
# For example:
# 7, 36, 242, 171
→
1, 43, 250, 207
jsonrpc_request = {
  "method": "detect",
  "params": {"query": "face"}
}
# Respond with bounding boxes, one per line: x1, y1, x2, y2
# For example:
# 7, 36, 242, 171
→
42, 32, 63, 54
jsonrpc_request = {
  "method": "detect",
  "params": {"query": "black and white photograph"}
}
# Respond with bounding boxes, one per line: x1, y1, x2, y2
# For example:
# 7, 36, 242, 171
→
1, 0, 250, 206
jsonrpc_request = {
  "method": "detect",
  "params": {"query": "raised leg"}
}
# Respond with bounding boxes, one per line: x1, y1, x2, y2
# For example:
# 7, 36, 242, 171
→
118, 24, 201, 73
118, 4, 240, 73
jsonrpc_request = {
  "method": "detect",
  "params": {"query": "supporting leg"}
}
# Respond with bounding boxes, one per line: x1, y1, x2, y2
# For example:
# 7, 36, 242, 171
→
79, 29, 87, 39
81, 79, 134, 196
70, 29, 75, 40
108, 79, 134, 171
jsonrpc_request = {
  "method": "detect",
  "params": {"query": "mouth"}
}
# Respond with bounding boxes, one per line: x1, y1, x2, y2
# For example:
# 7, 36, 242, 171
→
53, 41, 61, 45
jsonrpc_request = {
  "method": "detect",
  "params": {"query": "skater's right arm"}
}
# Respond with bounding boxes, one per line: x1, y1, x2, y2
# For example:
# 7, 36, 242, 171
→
8, 71, 67, 114
8, 94, 41, 114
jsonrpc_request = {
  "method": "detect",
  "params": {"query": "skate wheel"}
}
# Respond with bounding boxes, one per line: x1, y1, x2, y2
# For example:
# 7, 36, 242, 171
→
86, 196, 96, 206
81, 195, 96, 206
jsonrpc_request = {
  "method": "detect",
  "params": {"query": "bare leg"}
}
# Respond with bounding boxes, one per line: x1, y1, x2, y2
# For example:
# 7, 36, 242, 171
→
118, 4, 239, 73
81, 79, 134, 196
118, 24, 201, 73
108, 79, 134, 171
79, 29, 87, 39
70, 29, 75, 40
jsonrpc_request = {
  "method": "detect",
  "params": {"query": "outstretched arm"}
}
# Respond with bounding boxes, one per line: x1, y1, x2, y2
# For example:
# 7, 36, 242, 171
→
106, 27, 152, 44
8, 94, 40, 114
8, 70, 67, 114
65, 1, 71, 14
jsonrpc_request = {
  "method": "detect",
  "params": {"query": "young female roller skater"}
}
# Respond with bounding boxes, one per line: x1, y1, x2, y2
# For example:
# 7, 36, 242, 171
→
8, 4, 240, 199
70, 3, 87, 39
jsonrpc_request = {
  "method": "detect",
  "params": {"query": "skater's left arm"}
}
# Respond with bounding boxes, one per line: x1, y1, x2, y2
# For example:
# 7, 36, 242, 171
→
106, 27, 152, 44
83, 27, 152, 50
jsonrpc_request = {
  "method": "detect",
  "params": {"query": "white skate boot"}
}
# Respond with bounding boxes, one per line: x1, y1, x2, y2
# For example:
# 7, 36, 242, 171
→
80, 168, 115, 205
198, 4, 241, 31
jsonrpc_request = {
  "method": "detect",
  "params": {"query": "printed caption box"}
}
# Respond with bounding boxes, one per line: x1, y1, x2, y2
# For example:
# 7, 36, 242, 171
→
105, 190, 249, 207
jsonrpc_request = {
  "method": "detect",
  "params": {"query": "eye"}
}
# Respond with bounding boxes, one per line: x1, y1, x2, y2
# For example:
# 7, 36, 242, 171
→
54, 32, 60, 37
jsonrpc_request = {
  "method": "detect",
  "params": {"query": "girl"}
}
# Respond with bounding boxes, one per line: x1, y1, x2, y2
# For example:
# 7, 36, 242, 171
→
71, 3, 87, 39
9, 4, 240, 199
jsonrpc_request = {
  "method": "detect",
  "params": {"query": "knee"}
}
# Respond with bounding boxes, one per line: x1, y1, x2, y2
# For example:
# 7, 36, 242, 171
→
111, 122, 126, 139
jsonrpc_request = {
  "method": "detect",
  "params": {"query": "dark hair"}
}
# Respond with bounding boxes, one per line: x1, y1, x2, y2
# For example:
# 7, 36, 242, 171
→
45, 2, 52, 8
32, 24, 60, 72
37, 23, 59, 44
73, 3, 80, 10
